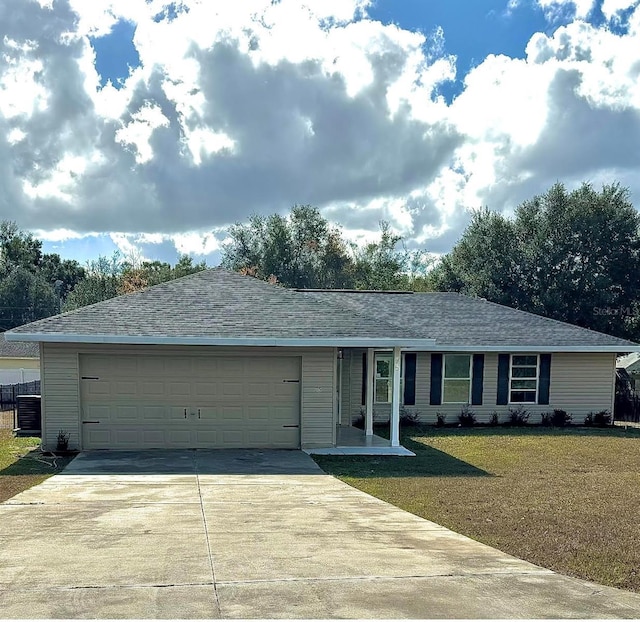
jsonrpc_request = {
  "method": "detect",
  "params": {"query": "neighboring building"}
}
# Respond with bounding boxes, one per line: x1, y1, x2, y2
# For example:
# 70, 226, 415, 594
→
617, 352, 640, 391
5, 269, 639, 454
0, 333, 40, 385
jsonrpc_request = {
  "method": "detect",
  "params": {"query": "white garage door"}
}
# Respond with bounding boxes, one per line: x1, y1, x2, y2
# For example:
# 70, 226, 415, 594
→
80, 354, 301, 449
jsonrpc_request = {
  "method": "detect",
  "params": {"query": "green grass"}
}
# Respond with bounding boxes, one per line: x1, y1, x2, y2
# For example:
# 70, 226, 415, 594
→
0, 430, 74, 502
314, 425, 640, 592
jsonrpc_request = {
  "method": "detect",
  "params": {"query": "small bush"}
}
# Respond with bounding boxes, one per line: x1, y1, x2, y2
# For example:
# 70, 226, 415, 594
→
540, 412, 553, 427
488, 412, 500, 426
436, 412, 447, 427
507, 406, 530, 426
552, 409, 572, 427
584, 410, 612, 427
400, 407, 420, 426
541, 409, 572, 427
56, 430, 70, 452
458, 405, 477, 427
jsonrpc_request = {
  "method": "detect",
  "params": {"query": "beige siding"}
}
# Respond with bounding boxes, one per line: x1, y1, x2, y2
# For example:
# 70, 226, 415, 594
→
41, 344, 80, 451
549, 353, 616, 417
0, 358, 40, 370
301, 349, 336, 447
339, 354, 351, 425
343, 349, 616, 426
42, 343, 335, 450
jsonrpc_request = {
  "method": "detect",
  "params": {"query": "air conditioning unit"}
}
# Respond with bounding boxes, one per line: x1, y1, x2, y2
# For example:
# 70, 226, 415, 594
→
15, 395, 41, 437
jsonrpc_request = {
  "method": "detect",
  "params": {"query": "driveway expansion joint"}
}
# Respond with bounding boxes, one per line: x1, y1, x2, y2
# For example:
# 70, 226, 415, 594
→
215, 569, 556, 586
193, 452, 222, 617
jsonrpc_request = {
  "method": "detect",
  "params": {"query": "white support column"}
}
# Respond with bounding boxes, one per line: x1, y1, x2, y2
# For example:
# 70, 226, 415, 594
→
391, 346, 401, 447
366, 348, 375, 436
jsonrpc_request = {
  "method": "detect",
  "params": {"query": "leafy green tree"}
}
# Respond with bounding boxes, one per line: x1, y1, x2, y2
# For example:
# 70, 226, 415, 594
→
0, 221, 42, 272
430, 182, 640, 339
221, 205, 431, 290
222, 205, 354, 289
64, 253, 208, 310
39, 253, 86, 300
0, 266, 58, 330
0, 221, 61, 329
63, 254, 123, 311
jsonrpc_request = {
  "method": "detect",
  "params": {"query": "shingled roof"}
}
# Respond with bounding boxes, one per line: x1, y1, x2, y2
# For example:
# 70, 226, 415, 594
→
0, 333, 39, 358
4, 269, 434, 348
299, 290, 637, 350
4, 269, 638, 351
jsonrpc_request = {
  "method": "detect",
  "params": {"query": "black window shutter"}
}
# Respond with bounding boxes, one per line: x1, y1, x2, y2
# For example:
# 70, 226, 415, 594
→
538, 354, 551, 405
430, 353, 442, 405
403, 353, 417, 406
361, 352, 367, 406
471, 354, 484, 405
497, 354, 510, 405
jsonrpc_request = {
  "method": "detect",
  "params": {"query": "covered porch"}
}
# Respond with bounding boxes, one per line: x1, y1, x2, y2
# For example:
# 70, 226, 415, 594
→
304, 425, 415, 456
305, 345, 416, 456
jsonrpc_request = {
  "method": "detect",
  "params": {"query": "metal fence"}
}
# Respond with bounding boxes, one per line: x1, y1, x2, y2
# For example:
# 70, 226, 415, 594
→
0, 380, 41, 429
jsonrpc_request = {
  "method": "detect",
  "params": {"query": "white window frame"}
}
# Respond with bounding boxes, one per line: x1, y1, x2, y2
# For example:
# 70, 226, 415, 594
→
374, 352, 405, 404
441, 353, 472, 404
509, 354, 540, 404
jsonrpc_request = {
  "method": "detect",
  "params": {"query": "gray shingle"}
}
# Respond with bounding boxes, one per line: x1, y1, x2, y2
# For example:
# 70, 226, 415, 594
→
301, 291, 637, 348
6, 269, 416, 342
5, 269, 637, 349
0, 333, 39, 358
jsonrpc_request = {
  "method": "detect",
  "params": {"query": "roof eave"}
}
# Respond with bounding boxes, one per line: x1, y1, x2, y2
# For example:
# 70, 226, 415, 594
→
3, 333, 437, 349
403, 344, 640, 353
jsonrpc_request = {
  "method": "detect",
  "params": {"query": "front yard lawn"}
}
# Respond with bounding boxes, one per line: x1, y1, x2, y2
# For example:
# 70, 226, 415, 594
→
0, 430, 74, 502
314, 426, 640, 592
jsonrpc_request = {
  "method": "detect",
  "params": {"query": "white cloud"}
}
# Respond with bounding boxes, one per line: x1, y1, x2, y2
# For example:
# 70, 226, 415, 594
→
535, 0, 596, 20
1, 0, 640, 262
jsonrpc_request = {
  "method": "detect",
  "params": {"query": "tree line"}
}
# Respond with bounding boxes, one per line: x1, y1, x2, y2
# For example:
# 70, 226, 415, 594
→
2, 181, 639, 341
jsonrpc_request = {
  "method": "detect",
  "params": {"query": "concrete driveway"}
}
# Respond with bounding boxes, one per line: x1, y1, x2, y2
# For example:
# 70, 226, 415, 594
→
1, 450, 639, 619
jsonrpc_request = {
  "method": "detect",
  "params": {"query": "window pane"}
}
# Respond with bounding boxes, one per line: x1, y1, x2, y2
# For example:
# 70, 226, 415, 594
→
510, 390, 536, 403
375, 379, 390, 403
511, 379, 537, 390
512, 355, 537, 366
512, 366, 537, 378
444, 354, 471, 379
443, 379, 470, 403
376, 356, 391, 379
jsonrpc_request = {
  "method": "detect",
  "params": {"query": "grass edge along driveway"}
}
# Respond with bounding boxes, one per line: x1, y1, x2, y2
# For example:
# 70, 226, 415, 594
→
0, 430, 74, 502
313, 426, 640, 593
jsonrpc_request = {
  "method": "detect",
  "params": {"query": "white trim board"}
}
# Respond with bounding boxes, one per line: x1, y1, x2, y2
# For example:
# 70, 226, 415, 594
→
3, 333, 438, 348
4, 332, 637, 352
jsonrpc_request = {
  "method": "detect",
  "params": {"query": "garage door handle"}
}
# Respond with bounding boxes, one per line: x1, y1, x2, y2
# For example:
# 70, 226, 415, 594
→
282, 379, 300, 383
184, 409, 187, 419
198, 409, 201, 419
83, 421, 100, 424
282, 425, 299, 428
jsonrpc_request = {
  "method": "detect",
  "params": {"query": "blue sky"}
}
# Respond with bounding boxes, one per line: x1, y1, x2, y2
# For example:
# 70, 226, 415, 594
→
93, 0, 554, 99
4, 0, 640, 267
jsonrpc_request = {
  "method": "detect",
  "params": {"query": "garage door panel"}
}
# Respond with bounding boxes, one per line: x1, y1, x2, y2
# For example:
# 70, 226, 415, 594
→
141, 381, 165, 396
221, 382, 243, 398
246, 405, 270, 420
141, 429, 165, 446
193, 382, 217, 398
83, 380, 111, 397
246, 381, 270, 396
80, 354, 301, 450
83, 404, 111, 421
220, 359, 244, 375
167, 381, 191, 398
113, 405, 139, 420
218, 406, 243, 422
114, 381, 138, 397
83, 426, 110, 446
